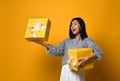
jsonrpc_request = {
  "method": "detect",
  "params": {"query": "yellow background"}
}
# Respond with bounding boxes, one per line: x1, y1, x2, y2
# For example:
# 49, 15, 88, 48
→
0, 0, 120, 81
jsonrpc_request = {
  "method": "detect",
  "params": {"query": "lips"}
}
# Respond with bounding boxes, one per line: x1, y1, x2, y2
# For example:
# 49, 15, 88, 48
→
72, 29, 76, 33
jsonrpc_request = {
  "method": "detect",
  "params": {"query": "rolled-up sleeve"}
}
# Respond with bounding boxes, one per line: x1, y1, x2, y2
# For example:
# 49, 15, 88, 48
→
47, 40, 66, 56
86, 38, 104, 60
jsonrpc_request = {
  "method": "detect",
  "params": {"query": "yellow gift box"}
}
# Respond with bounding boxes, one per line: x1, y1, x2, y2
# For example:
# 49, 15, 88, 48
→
24, 18, 50, 41
68, 48, 94, 71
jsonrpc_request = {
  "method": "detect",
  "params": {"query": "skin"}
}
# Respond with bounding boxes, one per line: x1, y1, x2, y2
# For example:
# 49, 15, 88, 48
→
32, 19, 97, 69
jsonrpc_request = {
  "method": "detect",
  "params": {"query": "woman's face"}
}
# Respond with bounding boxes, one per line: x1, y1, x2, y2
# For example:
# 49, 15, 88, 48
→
71, 20, 81, 35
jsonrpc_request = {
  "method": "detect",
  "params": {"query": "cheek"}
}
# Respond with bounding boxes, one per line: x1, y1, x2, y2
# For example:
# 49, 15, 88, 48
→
76, 26, 80, 31
77, 29, 80, 33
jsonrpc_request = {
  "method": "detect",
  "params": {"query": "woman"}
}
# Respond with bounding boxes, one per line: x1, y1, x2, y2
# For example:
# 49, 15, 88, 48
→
33, 17, 103, 81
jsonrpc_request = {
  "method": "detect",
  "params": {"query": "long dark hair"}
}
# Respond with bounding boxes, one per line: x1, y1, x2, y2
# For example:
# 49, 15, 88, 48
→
69, 17, 88, 40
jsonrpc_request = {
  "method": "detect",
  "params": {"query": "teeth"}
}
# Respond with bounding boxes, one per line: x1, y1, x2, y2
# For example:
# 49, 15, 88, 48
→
73, 29, 76, 31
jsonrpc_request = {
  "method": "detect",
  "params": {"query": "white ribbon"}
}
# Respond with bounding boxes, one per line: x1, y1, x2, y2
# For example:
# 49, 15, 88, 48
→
28, 19, 47, 38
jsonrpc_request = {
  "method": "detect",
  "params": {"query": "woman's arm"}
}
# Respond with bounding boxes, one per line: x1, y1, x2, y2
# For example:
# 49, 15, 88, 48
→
32, 38, 66, 56
87, 54, 97, 61
77, 38, 103, 69
32, 38, 50, 48
77, 54, 97, 69
85, 38, 103, 60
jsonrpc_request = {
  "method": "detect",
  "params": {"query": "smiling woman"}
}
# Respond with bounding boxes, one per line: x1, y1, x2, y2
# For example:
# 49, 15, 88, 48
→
32, 17, 103, 81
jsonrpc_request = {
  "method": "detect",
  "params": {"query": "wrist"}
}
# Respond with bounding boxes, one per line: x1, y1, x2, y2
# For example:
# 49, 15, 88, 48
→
88, 54, 97, 61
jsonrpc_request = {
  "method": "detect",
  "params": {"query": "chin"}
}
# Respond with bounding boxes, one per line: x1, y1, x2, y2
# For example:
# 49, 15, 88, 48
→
72, 32, 77, 35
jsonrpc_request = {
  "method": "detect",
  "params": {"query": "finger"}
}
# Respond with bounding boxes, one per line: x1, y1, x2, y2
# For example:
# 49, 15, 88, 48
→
31, 38, 38, 42
77, 64, 82, 70
77, 58, 82, 61
77, 57, 85, 61
75, 62, 81, 67
79, 63, 83, 67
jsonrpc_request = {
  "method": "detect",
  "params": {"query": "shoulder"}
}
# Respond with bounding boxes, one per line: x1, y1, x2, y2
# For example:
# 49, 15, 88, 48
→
84, 37, 95, 43
62, 38, 71, 42
60, 38, 72, 44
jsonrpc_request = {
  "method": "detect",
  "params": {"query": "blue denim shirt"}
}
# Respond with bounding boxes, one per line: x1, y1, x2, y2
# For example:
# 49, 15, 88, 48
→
47, 38, 103, 66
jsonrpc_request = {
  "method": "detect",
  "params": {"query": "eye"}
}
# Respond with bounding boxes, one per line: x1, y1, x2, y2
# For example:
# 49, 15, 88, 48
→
73, 23, 77, 26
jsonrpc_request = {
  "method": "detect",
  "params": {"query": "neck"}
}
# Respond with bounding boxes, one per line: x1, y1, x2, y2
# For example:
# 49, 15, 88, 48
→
75, 33, 81, 39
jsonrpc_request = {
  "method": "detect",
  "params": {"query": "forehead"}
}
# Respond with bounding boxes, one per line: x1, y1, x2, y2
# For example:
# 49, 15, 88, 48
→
72, 20, 79, 24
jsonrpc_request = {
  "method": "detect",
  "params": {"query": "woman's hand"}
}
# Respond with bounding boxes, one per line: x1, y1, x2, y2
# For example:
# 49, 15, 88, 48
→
77, 57, 89, 69
31, 38, 51, 48
76, 54, 97, 70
